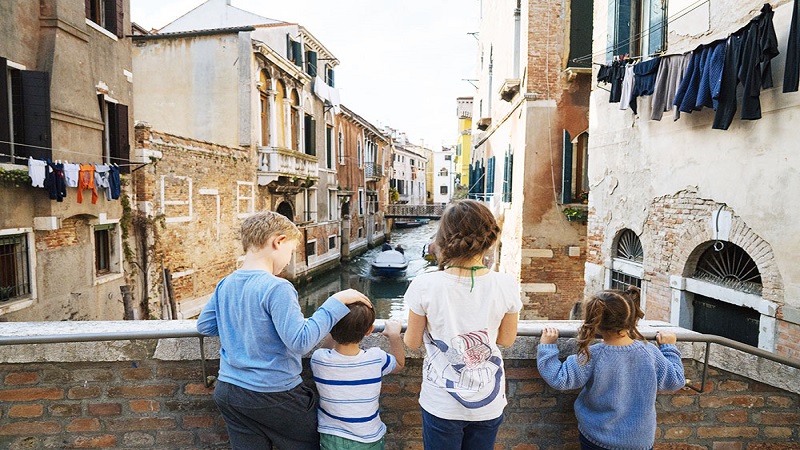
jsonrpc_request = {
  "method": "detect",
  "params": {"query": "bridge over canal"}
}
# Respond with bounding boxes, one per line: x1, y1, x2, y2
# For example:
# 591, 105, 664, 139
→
385, 204, 445, 219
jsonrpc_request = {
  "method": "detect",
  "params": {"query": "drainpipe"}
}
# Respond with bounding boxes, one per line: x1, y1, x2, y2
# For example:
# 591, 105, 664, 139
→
513, 0, 521, 78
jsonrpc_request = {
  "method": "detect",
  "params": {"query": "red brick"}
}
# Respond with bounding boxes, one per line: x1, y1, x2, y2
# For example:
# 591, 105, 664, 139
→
512, 445, 539, 450
182, 414, 216, 428
746, 444, 800, 450
105, 417, 177, 432
66, 418, 101, 432
68, 386, 101, 399
4, 372, 39, 385
663, 427, 691, 439
0, 388, 63, 401
696, 427, 758, 438
8, 404, 43, 418
712, 444, 742, 450
381, 383, 401, 395
505, 367, 539, 379
88, 403, 122, 416
129, 400, 159, 413
699, 395, 764, 408
670, 396, 695, 407
49, 403, 82, 417
106, 385, 176, 398
763, 427, 794, 439
717, 380, 748, 391
766, 396, 795, 408
156, 430, 195, 445
758, 412, 800, 425
185, 382, 214, 395
657, 412, 704, 424
121, 367, 152, 380
0, 421, 60, 435
72, 435, 117, 448
717, 410, 748, 423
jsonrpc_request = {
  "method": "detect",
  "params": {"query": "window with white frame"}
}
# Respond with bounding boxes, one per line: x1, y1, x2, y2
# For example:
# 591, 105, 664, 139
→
328, 189, 338, 221
237, 181, 255, 218
94, 222, 121, 277
328, 235, 337, 250
358, 188, 365, 216
357, 140, 363, 168
338, 130, 345, 165
86, 0, 124, 37
160, 175, 193, 223
0, 231, 32, 302
1, 58, 52, 164
610, 229, 644, 291
607, 0, 667, 59
305, 239, 316, 257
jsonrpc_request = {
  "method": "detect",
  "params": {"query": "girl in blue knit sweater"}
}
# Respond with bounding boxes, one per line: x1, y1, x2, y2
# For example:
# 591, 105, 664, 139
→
537, 289, 685, 450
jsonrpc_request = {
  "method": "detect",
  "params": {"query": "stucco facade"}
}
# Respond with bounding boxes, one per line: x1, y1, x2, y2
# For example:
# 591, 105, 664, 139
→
0, 0, 134, 320
472, 0, 592, 319
587, 0, 800, 357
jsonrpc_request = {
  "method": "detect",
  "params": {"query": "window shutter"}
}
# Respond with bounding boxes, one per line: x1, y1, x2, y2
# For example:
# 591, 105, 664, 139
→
286, 34, 291, 59
109, 103, 130, 173
486, 156, 495, 194
326, 126, 332, 168
104, 0, 116, 34
306, 51, 317, 77
304, 115, 316, 156
562, 130, 573, 204
326, 67, 335, 87
115, 0, 124, 38
568, 0, 594, 68
85, 0, 92, 20
647, 0, 666, 55
19, 70, 52, 160
0, 58, 10, 159
615, 0, 632, 56
292, 41, 303, 67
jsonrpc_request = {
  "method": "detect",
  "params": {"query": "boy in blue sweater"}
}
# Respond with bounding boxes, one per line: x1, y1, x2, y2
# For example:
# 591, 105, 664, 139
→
197, 211, 371, 450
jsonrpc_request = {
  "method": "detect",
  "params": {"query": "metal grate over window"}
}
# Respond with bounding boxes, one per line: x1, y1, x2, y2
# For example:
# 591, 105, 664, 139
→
615, 229, 644, 263
0, 234, 31, 301
610, 270, 642, 291
693, 242, 762, 295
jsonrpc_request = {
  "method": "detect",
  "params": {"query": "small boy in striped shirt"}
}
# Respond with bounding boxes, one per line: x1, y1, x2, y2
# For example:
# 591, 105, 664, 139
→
310, 303, 405, 450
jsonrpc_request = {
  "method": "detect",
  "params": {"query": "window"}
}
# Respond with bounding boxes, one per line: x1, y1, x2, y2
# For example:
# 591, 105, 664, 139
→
693, 243, 762, 294
259, 70, 270, 146
357, 140, 363, 168
98, 97, 130, 173
325, 65, 335, 87
306, 50, 317, 77
357, 227, 363, 238
568, 0, 594, 68
94, 223, 120, 276
328, 190, 338, 221
502, 149, 514, 203
358, 189, 365, 216
607, 0, 666, 59
445, 155, 452, 161
440, 185, 448, 195
85, 0, 124, 38
562, 130, 589, 204
486, 156, 495, 195
286, 35, 302, 67
326, 125, 333, 169
328, 235, 336, 250
304, 114, 316, 156
610, 229, 644, 291
0, 58, 52, 164
0, 233, 31, 301
439, 168, 448, 176
692, 295, 760, 347
338, 131, 344, 165
305, 240, 316, 257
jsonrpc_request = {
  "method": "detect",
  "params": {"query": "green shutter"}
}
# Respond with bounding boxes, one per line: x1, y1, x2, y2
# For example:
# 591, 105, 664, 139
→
306, 51, 317, 77
562, 130, 573, 204
568, 0, 594, 68
19, 70, 52, 160
0, 58, 10, 161
292, 41, 303, 67
304, 115, 316, 156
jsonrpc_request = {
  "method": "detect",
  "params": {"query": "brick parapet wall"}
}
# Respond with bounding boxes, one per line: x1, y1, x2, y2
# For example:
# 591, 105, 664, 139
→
0, 354, 797, 449
518, 244, 586, 320
0, 320, 797, 449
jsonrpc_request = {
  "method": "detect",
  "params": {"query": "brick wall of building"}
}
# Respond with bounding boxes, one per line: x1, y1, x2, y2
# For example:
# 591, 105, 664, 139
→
519, 245, 586, 320
0, 355, 797, 449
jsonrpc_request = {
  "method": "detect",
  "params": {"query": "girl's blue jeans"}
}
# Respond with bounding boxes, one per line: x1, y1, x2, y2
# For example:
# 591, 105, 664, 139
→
420, 407, 503, 450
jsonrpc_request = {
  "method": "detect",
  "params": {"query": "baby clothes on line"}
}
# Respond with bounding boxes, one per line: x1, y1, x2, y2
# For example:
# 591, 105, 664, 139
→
63, 163, 80, 188
651, 53, 692, 121
94, 165, 111, 200
77, 164, 98, 204
27, 157, 46, 188
629, 57, 661, 114
44, 162, 67, 202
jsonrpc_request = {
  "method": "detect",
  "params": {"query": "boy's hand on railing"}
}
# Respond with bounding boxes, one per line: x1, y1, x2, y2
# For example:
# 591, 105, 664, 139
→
656, 331, 677, 345
331, 289, 373, 308
540, 327, 559, 344
382, 320, 402, 338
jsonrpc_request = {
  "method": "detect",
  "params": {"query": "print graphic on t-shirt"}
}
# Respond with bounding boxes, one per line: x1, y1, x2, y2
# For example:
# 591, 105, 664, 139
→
423, 329, 503, 408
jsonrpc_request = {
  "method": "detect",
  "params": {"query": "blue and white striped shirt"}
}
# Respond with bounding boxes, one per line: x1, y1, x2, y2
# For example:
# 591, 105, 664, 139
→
310, 347, 397, 443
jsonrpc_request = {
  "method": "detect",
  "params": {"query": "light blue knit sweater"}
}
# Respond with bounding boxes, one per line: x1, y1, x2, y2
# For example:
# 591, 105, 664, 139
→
537, 340, 684, 450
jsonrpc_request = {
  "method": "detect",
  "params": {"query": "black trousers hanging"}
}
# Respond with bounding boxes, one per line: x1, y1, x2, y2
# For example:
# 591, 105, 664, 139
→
713, 34, 744, 130
785, 0, 800, 92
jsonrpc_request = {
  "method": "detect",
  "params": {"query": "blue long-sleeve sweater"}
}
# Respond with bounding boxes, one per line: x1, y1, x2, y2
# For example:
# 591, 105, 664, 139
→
537, 340, 685, 450
197, 270, 350, 393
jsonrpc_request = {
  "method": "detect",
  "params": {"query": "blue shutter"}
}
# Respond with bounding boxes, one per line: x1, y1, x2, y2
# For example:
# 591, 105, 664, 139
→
306, 51, 317, 77
292, 41, 303, 67
562, 130, 573, 204
0, 58, 10, 162
609, 0, 631, 57
486, 156, 495, 194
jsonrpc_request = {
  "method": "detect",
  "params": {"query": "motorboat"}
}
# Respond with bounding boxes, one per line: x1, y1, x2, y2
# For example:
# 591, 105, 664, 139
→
393, 220, 424, 229
370, 249, 408, 277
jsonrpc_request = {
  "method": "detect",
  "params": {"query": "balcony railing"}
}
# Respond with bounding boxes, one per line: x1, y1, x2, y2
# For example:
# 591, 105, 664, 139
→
257, 146, 319, 186
364, 162, 383, 179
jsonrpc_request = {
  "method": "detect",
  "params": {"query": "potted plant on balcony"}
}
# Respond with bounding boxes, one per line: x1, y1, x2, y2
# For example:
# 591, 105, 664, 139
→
563, 207, 584, 222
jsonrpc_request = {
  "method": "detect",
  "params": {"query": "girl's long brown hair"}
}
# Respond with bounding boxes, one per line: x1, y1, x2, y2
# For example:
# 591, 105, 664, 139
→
434, 199, 500, 269
576, 288, 643, 364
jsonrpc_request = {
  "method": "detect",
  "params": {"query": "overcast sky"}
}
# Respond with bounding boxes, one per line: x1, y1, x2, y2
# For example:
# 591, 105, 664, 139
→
131, 0, 480, 149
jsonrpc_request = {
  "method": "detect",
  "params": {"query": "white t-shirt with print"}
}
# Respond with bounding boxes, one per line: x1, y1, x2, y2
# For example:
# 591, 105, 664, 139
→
405, 270, 522, 421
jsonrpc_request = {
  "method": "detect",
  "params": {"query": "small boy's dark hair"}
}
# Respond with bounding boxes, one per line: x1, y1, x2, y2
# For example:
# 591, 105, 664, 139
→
330, 303, 375, 344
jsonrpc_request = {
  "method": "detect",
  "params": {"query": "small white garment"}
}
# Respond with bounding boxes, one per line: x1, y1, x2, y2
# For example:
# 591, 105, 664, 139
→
94, 164, 111, 200
27, 157, 46, 188
63, 163, 80, 187
313, 77, 341, 114
619, 64, 636, 111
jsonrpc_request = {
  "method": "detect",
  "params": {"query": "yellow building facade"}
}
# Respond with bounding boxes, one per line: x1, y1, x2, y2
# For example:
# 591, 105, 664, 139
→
455, 97, 473, 188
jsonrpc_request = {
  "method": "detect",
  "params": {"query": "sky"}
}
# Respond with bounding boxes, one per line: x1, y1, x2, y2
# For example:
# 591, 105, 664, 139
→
131, 0, 480, 149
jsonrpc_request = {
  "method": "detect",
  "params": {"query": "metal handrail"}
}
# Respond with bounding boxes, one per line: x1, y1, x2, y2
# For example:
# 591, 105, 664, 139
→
0, 324, 797, 392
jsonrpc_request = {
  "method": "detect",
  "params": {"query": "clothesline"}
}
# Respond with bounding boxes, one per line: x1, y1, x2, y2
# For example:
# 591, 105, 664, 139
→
0, 140, 138, 166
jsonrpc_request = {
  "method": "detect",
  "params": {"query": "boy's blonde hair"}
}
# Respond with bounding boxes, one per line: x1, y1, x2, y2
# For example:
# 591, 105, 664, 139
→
240, 211, 302, 252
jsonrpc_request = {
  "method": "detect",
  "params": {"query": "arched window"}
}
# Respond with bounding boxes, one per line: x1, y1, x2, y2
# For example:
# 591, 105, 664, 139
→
276, 201, 294, 222
439, 168, 448, 176
259, 70, 271, 147
275, 80, 286, 148
610, 229, 644, 290
290, 89, 300, 151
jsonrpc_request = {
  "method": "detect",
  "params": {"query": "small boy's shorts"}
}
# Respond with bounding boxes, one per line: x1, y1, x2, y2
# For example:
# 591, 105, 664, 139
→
320, 433, 385, 450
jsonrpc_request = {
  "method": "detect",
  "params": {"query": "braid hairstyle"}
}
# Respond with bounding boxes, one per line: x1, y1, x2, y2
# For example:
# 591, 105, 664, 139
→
605, 287, 645, 341
576, 291, 636, 365
435, 199, 500, 270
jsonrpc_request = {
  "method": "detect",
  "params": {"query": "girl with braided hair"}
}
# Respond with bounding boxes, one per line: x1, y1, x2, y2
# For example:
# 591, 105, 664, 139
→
537, 290, 685, 450
404, 199, 521, 450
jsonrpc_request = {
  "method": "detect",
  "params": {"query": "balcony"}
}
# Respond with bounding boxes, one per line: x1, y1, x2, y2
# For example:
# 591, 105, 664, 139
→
364, 162, 383, 180
257, 146, 319, 186
0, 321, 797, 449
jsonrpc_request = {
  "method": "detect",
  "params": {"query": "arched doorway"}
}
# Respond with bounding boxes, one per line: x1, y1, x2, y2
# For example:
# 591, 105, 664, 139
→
276, 202, 294, 222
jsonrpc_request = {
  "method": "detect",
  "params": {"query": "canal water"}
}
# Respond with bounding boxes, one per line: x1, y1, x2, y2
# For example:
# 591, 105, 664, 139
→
296, 220, 439, 320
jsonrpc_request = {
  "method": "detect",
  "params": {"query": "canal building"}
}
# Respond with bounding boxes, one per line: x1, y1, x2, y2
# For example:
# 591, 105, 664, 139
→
432, 146, 456, 205
454, 96, 473, 190
0, 0, 134, 320
387, 129, 429, 206
585, 0, 800, 359
130, 0, 344, 317
335, 105, 391, 259
470, 0, 593, 319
